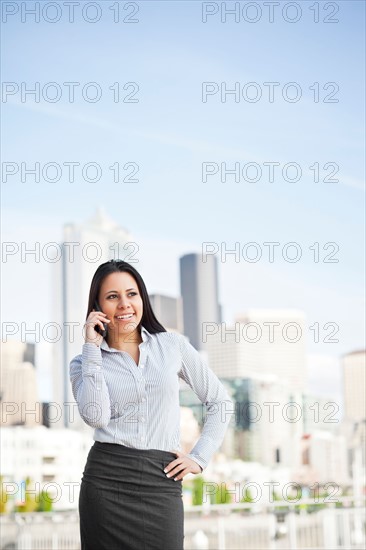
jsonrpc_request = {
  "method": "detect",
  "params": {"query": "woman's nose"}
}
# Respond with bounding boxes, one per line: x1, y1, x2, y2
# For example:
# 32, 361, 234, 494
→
118, 298, 130, 309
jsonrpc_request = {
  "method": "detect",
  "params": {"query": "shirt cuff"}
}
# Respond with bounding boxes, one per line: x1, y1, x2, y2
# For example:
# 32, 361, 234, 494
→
81, 342, 103, 371
186, 453, 205, 472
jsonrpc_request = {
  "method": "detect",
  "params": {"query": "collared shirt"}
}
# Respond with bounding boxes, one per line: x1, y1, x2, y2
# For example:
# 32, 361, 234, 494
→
69, 326, 234, 471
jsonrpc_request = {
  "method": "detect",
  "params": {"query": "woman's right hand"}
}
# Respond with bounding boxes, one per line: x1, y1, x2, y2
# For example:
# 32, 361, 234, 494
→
84, 309, 111, 346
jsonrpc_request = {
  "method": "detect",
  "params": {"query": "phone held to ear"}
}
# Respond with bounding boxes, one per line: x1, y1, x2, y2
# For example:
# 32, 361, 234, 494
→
94, 300, 108, 338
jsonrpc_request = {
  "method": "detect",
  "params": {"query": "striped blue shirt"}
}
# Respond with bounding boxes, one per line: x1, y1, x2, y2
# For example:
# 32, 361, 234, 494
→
69, 326, 234, 471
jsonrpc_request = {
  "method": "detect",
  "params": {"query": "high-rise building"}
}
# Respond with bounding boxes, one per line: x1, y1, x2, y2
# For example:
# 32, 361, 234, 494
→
297, 431, 349, 486
342, 350, 366, 422
52, 207, 135, 428
1, 341, 35, 370
0, 341, 41, 427
302, 393, 340, 434
206, 309, 307, 392
179, 253, 221, 351
180, 374, 302, 469
148, 294, 183, 333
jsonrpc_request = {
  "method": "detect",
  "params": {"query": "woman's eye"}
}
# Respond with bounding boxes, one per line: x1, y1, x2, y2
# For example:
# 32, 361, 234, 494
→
107, 292, 137, 299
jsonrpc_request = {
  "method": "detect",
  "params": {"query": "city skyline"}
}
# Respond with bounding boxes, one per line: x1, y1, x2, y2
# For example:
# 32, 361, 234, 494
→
3, 204, 364, 351
2, 205, 362, 406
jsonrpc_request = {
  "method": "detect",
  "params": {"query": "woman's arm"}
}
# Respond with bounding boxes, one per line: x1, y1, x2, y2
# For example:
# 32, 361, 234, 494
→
69, 343, 112, 428
177, 334, 235, 471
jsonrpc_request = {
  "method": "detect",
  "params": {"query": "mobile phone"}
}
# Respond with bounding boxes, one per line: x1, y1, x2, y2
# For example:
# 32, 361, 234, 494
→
94, 300, 108, 338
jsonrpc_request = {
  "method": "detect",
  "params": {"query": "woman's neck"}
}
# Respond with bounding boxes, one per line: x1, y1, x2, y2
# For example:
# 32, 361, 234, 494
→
107, 329, 142, 350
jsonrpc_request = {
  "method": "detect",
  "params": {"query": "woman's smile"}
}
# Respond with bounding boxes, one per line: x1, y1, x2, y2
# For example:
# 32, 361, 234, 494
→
115, 313, 135, 321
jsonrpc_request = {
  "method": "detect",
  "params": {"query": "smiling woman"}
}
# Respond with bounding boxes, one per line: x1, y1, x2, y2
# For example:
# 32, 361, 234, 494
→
70, 259, 234, 550
97, 271, 144, 351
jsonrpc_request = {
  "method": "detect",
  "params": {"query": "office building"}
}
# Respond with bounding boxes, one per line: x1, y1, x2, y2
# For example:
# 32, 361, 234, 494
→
0, 341, 41, 427
180, 374, 302, 469
149, 294, 183, 333
179, 253, 221, 351
342, 350, 366, 422
52, 207, 135, 428
206, 309, 307, 392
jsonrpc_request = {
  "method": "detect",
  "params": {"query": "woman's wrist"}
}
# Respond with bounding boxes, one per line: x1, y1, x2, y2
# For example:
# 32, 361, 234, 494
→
84, 340, 100, 347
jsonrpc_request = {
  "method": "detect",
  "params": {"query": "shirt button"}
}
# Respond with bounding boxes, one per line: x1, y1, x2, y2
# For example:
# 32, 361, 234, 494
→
141, 398, 146, 402
140, 436, 144, 441
140, 417, 145, 422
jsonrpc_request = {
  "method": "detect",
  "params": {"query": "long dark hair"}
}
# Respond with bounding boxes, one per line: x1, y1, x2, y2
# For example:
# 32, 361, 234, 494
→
86, 260, 167, 335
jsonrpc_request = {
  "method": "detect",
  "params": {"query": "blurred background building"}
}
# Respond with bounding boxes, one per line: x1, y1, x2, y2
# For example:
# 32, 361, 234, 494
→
0, 341, 42, 427
342, 350, 366, 422
179, 253, 222, 351
148, 293, 183, 333
51, 207, 134, 429
206, 310, 306, 392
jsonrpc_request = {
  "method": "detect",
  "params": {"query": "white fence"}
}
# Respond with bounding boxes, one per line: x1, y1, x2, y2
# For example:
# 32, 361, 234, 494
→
183, 503, 366, 549
1, 498, 365, 550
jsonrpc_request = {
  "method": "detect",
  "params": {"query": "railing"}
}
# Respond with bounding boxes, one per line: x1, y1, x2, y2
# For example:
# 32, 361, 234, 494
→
183, 498, 366, 550
1, 497, 365, 550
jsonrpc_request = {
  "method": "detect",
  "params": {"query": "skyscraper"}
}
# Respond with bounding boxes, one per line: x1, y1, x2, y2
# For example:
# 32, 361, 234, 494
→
206, 309, 307, 392
342, 350, 366, 422
179, 253, 221, 351
0, 341, 41, 427
52, 207, 135, 428
148, 294, 183, 333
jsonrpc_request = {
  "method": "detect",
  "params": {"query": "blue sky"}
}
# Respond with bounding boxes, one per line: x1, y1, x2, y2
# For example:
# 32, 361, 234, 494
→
2, 1, 365, 401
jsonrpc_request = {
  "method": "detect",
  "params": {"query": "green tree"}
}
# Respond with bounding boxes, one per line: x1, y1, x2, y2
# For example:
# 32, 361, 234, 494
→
0, 475, 9, 514
37, 490, 53, 512
240, 488, 254, 503
192, 476, 204, 505
213, 483, 232, 505
15, 477, 38, 513
232, 487, 254, 513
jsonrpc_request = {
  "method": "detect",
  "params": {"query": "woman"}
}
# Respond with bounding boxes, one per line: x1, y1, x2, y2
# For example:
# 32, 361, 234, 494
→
69, 259, 234, 550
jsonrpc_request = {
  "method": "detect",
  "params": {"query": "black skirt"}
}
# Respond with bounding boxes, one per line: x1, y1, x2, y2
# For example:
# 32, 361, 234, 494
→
79, 441, 184, 550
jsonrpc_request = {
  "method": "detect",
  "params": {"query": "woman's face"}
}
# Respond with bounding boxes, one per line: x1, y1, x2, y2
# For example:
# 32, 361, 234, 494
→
98, 271, 143, 341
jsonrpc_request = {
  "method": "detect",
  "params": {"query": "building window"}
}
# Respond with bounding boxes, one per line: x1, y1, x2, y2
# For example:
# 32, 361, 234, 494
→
42, 457, 55, 464
42, 475, 55, 483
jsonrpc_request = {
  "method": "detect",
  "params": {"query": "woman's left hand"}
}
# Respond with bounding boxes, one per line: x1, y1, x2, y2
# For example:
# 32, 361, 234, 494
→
164, 450, 202, 481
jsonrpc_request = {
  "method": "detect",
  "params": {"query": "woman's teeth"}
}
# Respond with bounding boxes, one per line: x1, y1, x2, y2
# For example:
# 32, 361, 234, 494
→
116, 314, 134, 319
